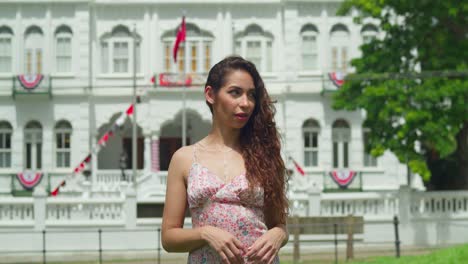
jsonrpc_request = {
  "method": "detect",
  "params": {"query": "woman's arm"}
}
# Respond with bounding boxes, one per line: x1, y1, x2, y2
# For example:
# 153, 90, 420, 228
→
161, 147, 206, 252
161, 147, 245, 263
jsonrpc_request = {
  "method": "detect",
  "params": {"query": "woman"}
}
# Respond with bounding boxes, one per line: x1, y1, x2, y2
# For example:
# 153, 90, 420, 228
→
162, 56, 288, 264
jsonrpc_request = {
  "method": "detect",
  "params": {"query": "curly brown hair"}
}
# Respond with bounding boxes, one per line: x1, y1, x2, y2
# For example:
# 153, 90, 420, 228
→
205, 56, 288, 228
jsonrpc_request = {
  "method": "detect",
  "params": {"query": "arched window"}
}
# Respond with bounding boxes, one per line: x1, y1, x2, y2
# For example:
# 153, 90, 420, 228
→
55, 120, 72, 168
0, 121, 12, 168
24, 121, 42, 170
361, 24, 378, 44
330, 24, 350, 72
363, 127, 377, 167
303, 119, 320, 167
162, 23, 213, 73
0, 26, 13, 73
300, 24, 319, 71
100, 25, 141, 74
55, 25, 73, 73
332, 119, 350, 168
234, 24, 273, 72
24, 26, 44, 74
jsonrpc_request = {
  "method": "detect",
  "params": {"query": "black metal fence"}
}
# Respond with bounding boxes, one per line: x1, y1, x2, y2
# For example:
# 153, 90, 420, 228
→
5, 215, 468, 264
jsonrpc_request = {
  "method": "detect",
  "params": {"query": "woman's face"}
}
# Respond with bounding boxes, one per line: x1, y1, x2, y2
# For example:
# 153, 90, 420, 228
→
208, 69, 256, 129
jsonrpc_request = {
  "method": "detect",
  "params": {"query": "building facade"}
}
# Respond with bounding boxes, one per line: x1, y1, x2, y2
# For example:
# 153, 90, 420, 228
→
0, 0, 423, 216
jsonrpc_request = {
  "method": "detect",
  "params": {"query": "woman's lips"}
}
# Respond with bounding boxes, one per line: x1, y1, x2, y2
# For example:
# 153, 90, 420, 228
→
235, 113, 249, 121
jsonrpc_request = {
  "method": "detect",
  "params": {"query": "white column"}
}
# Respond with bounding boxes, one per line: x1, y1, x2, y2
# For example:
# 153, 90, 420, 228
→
91, 133, 98, 188
224, 10, 233, 55
33, 186, 47, 230
151, 133, 160, 172
319, 9, 328, 72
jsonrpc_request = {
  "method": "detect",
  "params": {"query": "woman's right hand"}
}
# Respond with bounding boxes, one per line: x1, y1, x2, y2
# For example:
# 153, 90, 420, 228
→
201, 225, 245, 264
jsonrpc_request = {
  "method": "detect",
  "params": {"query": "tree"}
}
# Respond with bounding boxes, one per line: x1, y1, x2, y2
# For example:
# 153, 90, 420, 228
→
333, 0, 468, 189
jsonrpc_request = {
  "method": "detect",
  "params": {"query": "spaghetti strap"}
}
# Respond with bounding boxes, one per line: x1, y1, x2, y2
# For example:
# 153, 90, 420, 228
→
192, 144, 198, 163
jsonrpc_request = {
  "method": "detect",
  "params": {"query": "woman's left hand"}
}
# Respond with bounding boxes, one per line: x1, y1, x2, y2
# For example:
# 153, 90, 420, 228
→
245, 227, 287, 263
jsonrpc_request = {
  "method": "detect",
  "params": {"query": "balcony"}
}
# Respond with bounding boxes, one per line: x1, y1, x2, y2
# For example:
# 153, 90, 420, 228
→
12, 74, 52, 99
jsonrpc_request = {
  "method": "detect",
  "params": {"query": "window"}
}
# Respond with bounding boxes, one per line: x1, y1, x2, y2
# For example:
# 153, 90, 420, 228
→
55, 25, 72, 73
0, 26, 13, 73
234, 24, 274, 72
113, 42, 129, 73
24, 121, 42, 170
24, 26, 44, 74
100, 25, 141, 74
332, 119, 350, 168
363, 129, 377, 167
55, 120, 72, 168
162, 23, 213, 73
361, 24, 378, 44
204, 42, 211, 72
303, 119, 320, 167
300, 24, 319, 71
330, 24, 350, 73
0, 121, 12, 168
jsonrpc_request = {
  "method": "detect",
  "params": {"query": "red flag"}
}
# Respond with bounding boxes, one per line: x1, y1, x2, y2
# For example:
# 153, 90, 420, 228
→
173, 16, 186, 63
51, 187, 59, 196
292, 159, 305, 176
126, 104, 134, 116
50, 181, 66, 196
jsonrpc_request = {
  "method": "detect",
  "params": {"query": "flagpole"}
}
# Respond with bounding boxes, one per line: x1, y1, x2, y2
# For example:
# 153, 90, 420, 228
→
132, 24, 137, 186
182, 45, 187, 147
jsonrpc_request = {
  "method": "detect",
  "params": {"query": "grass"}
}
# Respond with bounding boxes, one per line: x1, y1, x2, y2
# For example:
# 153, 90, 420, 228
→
353, 243, 468, 264
281, 243, 468, 264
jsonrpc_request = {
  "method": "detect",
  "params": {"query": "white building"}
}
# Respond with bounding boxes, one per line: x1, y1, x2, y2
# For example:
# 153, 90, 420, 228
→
0, 0, 421, 215
2, 2, 468, 258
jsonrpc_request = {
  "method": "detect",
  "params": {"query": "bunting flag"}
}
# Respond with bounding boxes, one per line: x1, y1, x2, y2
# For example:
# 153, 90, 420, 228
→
50, 103, 137, 196
172, 16, 186, 63
18, 74, 44, 90
289, 157, 305, 176
328, 72, 346, 88
16, 171, 44, 190
329, 170, 357, 188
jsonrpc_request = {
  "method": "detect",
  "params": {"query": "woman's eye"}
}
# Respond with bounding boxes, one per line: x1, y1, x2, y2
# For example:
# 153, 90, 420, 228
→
229, 90, 240, 95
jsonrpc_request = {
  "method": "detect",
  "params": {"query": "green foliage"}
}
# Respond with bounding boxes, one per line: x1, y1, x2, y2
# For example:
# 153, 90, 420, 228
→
333, 0, 468, 182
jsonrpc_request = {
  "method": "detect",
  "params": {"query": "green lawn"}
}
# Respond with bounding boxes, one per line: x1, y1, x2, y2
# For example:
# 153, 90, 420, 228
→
281, 244, 468, 264
351, 243, 468, 264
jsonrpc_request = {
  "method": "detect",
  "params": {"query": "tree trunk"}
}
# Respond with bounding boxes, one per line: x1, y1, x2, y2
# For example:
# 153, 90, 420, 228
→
456, 121, 468, 189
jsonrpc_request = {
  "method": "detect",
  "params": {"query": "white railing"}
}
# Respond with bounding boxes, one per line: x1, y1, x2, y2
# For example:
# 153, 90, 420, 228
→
46, 197, 125, 224
411, 191, 468, 216
0, 197, 34, 222
320, 192, 399, 217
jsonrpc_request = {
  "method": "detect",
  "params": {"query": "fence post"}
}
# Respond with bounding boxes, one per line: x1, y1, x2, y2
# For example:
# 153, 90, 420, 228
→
346, 215, 354, 260
393, 215, 401, 258
42, 230, 46, 264
98, 229, 102, 264
334, 223, 338, 264
398, 185, 412, 245
292, 216, 300, 264
125, 188, 137, 229
157, 228, 161, 264
307, 187, 321, 216
33, 187, 47, 231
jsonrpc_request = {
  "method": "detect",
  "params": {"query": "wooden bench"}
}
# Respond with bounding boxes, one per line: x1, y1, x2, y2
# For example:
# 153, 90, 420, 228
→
287, 215, 364, 263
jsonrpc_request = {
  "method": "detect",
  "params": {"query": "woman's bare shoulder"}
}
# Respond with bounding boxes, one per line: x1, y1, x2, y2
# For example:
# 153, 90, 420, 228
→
168, 145, 196, 177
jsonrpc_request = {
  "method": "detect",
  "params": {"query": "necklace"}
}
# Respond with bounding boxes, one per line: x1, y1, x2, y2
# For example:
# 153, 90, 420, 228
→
197, 141, 234, 183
